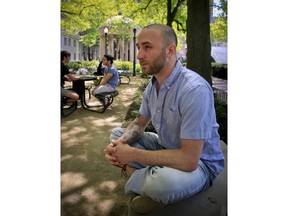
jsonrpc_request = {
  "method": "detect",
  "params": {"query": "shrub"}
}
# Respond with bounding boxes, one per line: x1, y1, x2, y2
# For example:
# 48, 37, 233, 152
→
68, 61, 82, 71
69, 60, 141, 75
121, 61, 132, 70
136, 64, 142, 73
113, 60, 122, 70
211, 63, 227, 80
81, 60, 99, 71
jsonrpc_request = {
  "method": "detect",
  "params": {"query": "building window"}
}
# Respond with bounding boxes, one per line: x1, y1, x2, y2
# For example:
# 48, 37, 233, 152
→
74, 53, 76, 60
74, 40, 76, 47
64, 37, 67, 46
68, 38, 71, 46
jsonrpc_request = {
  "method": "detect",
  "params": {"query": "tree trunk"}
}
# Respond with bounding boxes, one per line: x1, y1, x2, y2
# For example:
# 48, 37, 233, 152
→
167, 0, 173, 27
186, 0, 212, 85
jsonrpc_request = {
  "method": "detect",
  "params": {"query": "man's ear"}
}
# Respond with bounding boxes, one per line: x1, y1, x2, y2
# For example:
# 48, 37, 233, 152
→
166, 44, 177, 57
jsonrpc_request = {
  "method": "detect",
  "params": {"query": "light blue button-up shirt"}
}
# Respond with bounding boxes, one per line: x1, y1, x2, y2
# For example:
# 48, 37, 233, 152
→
139, 61, 224, 177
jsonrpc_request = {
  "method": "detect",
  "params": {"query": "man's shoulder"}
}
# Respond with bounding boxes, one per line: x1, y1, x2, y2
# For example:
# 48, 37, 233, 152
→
179, 68, 208, 85
61, 64, 70, 74
109, 65, 118, 73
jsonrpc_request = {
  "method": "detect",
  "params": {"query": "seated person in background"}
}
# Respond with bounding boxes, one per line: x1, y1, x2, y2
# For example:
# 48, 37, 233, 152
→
92, 54, 119, 105
61, 50, 85, 103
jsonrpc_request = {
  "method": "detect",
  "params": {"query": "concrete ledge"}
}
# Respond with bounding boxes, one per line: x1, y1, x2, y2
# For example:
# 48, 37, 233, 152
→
128, 141, 227, 216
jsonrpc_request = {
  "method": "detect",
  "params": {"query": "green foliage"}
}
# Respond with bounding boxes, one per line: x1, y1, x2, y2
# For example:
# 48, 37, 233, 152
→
68, 60, 99, 71
136, 64, 141, 73
120, 0, 167, 27
114, 60, 132, 70
68, 60, 141, 75
211, 62, 227, 80
218, 0, 228, 18
61, 0, 190, 52
120, 61, 132, 70
137, 79, 150, 92
61, 0, 118, 35
114, 60, 142, 74
81, 60, 99, 71
68, 61, 82, 71
105, 15, 134, 40
210, 17, 227, 43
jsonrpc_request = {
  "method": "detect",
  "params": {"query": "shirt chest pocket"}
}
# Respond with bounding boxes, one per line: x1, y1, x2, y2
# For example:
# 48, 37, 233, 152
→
164, 105, 181, 132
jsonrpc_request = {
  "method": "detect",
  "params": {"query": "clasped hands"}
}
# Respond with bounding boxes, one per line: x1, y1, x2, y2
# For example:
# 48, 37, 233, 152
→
103, 139, 132, 167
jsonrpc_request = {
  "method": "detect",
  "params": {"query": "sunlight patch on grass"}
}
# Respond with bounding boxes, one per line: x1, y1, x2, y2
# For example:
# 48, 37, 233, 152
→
61, 154, 73, 162
90, 116, 121, 128
97, 199, 116, 216
98, 181, 118, 192
61, 172, 88, 193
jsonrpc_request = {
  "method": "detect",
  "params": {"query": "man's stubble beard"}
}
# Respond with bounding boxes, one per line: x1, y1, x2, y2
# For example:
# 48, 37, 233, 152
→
142, 48, 166, 76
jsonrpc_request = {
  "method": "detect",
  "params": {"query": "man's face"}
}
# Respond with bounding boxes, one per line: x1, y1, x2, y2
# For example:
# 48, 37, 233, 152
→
102, 57, 109, 67
136, 29, 167, 75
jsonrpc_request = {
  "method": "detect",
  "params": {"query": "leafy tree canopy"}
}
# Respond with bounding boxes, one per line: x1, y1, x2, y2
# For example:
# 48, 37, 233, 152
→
61, 0, 227, 48
210, 17, 227, 42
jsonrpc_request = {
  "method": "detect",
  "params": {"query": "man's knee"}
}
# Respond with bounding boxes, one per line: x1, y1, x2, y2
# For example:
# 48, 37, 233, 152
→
92, 88, 99, 96
110, 127, 125, 141
67, 91, 79, 100
140, 167, 179, 202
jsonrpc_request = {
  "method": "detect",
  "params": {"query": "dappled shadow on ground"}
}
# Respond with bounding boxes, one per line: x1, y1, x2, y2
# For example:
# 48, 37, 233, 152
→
61, 77, 143, 216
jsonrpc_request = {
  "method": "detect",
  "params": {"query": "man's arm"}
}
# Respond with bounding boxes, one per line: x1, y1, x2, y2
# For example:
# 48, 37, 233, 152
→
66, 73, 84, 81
64, 75, 71, 82
118, 115, 150, 144
99, 73, 113, 85
112, 139, 204, 172
104, 115, 150, 167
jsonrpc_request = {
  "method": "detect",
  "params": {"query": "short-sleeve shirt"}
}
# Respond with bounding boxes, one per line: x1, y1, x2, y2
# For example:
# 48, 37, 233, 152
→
139, 61, 224, 177
105, 65, 119, 89
61, 62, 69, 88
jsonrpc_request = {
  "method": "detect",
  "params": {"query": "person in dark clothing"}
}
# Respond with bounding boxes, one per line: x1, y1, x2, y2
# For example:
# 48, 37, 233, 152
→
61, 50, 84, 103
94, 61, 104, 76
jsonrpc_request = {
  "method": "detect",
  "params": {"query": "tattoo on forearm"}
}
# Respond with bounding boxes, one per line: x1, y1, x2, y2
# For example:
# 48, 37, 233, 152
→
122, 122, 143, 144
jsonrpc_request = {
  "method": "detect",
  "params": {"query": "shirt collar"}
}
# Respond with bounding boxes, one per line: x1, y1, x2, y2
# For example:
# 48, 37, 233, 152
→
151, 60, 182, 88
164, 60, 182, 88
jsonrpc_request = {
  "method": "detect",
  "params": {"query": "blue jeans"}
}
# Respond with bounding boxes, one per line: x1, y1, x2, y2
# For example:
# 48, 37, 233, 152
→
110, 127, 214, 205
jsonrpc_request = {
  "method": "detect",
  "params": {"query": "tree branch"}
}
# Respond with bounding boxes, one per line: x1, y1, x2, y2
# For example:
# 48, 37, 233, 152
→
174, 19, 186, 32
61, 4, 98, 16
